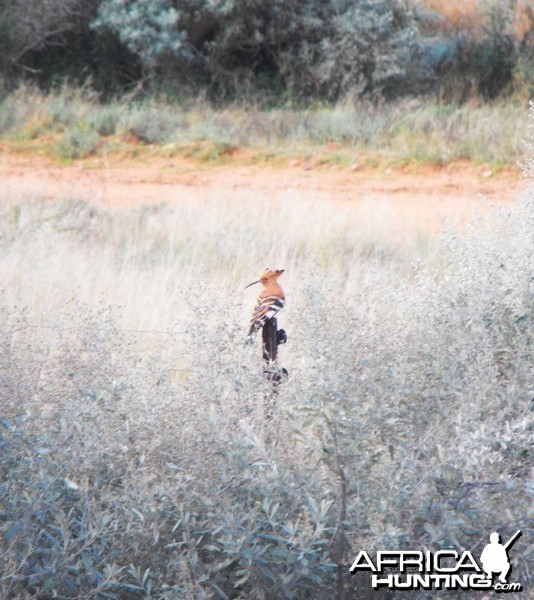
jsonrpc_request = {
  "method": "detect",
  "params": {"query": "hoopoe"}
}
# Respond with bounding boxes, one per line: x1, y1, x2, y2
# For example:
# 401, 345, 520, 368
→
244, 268, 285, 344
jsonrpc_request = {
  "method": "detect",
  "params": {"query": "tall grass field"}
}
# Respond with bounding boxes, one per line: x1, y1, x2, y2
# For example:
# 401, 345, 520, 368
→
0, 104, 532, 598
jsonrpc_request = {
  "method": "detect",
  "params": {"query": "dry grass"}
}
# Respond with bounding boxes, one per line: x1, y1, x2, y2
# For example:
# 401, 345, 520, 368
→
0, 85, 528, 167
0, 107, 532, 600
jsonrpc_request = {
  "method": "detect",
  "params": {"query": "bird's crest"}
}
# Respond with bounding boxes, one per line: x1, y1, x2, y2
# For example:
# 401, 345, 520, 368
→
245, 268, 284, 289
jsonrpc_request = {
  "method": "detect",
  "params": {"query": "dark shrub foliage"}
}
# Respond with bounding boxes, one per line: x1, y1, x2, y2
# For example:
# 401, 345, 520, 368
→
0, 0, 530, 102
0, 0, 141, 94
91, 0, 430, 101
418, 0, 533, 101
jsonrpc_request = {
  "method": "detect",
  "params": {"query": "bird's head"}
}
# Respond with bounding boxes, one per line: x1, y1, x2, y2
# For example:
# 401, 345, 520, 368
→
245, 268, 284, 289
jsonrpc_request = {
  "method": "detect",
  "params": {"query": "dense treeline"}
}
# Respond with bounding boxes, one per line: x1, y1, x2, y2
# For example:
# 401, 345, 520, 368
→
0, 0, 532, 103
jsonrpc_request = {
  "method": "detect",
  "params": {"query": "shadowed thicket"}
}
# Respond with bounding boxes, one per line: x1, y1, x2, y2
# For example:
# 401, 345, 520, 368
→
0, 0, 531, 102
420, 0, 533, 101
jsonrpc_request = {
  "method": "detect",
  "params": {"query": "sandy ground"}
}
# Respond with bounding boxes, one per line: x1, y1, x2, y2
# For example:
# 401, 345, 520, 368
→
0, 147, 525, 235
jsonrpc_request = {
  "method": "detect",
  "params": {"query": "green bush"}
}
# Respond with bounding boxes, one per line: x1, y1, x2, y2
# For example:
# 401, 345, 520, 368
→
91, 0, 430, 102
0, 0, 530, 102
124, 106, 182, 143
86, 105, 121, 136
0, 85, 47, 135
421, 0, 531, 101
92, 0, 186, 67
54, 125, 101, 159
0, 100, 19, 135
514, 44, 534, 98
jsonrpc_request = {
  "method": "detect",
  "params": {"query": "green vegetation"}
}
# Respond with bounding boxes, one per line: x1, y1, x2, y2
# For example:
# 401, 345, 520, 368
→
0, 1, 530, 165
0, 86, 528, 166
54, 125, 101, 160
0, 0, 531, 102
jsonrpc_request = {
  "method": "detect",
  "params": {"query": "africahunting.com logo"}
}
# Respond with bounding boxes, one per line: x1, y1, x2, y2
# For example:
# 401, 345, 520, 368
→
349, 530, 522, 593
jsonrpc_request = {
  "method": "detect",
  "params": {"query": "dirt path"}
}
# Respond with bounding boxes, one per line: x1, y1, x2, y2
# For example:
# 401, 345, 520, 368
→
0, 147, 525, 235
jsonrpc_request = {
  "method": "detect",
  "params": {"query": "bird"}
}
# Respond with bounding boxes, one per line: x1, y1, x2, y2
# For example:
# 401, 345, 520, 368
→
244, 268, 285, 344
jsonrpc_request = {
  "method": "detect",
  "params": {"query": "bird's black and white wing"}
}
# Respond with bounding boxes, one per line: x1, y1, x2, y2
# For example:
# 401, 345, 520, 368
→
247, 295, 285, 337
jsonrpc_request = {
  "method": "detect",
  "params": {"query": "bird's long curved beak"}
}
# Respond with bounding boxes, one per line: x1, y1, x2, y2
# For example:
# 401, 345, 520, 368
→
244, 279, 260, 289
